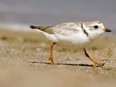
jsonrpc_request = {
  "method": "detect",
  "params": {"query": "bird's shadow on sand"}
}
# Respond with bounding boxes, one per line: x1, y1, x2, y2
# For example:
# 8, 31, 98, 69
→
31, 61, 93, 67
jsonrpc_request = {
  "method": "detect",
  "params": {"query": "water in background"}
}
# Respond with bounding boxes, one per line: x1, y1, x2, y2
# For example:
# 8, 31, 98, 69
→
0, 0, 115, 34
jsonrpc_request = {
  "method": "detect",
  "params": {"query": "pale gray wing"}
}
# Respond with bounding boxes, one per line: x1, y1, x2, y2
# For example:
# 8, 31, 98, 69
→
30, 22, 81, 35
51, 22, 82, 35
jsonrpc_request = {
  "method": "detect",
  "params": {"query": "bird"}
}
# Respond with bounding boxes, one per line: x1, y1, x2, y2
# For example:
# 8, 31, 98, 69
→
30, 21, 111, 67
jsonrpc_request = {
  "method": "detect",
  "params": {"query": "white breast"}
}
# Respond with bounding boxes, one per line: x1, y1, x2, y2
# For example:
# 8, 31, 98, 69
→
42, 30, 91, 49
54, 31, 91, 49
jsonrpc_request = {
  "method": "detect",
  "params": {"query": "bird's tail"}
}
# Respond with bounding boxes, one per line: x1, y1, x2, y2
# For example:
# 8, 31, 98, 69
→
30, 25, 53, 34
30, 25, 48, 31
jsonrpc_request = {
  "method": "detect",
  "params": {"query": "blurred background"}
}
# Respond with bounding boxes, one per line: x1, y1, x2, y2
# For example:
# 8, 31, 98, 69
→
0, 1, 116, 87
0, 0, 115, 35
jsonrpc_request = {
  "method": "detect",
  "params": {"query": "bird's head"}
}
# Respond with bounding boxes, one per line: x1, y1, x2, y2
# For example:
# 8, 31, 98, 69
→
83, 21, 111, 40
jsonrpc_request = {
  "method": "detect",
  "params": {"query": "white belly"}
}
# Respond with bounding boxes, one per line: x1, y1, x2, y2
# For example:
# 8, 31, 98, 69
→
57, 40, 90, 49
44, 32, 91, 49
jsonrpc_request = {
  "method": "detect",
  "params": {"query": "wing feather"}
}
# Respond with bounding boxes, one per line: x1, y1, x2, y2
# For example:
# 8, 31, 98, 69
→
30, 22, 81, 35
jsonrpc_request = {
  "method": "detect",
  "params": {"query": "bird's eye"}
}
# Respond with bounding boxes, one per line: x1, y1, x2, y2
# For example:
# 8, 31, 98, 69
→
94, 25, 98, 29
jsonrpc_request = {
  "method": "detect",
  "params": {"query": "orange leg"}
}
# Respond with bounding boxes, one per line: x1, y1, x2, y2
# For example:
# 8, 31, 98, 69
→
49, 42, 56, 64
83, 48, 105, 67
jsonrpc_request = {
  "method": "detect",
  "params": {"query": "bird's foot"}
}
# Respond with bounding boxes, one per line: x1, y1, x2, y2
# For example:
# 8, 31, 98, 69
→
49, 57, 54, 65
93, 62, 105, 67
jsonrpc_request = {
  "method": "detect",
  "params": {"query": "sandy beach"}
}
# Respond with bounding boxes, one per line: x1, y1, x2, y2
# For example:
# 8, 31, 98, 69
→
0, 29, 116, 87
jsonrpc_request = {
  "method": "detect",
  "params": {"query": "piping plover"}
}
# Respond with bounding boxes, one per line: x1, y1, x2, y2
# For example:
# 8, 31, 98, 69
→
30, 21, 111, 67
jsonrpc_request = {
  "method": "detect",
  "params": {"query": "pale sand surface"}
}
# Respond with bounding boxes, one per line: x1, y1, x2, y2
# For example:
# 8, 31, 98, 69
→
0, 29, 116, 87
